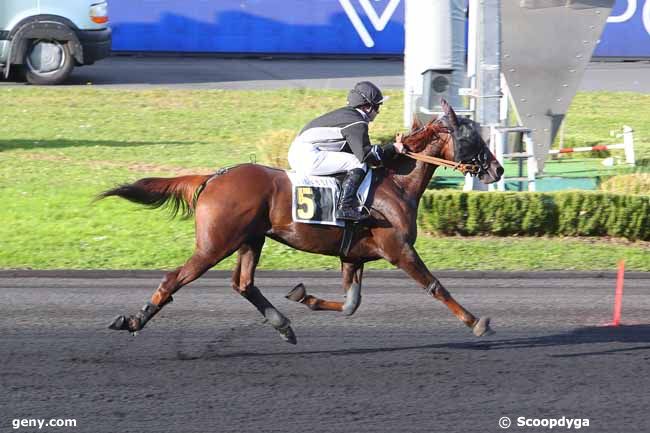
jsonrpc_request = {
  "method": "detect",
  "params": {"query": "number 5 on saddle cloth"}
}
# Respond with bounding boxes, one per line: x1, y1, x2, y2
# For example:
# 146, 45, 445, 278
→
286, 170, 373, 227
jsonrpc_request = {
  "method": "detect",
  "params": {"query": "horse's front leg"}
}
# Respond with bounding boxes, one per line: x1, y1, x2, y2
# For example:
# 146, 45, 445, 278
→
285, 262, 363, 316
391, 245, 493, 336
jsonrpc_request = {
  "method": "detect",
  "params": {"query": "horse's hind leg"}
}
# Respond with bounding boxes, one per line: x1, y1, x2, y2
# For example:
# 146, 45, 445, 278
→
109, 250, 223, 333
232, 237, 297, 344
285, 261, 364, 316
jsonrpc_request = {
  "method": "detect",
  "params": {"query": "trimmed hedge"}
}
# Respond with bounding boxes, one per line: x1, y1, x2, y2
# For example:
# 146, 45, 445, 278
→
419, 191, 650, 240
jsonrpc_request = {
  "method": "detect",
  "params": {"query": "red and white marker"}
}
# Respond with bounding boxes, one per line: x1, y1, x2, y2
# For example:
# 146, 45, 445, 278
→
612, 260, 625, 326
549, 144, 622, 154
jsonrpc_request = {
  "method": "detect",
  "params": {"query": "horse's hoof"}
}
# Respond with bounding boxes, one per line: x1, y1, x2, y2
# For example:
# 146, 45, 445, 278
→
108, 315, 142, 333
108, 315, 128, 331
278, 325, 297, 345
285, 283, 307, 303
473, 317, 495, 337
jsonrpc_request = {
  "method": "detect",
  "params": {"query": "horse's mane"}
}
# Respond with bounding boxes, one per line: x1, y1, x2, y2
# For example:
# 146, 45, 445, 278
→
402, 120, 449, 153
377, 119, 450, 179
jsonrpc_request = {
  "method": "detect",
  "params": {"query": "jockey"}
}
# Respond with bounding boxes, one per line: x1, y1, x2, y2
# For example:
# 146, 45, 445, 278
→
288, 81, 405, 221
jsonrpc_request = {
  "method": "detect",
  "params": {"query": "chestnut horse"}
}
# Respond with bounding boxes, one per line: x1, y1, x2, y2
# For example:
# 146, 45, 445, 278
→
100, 100, 503, 344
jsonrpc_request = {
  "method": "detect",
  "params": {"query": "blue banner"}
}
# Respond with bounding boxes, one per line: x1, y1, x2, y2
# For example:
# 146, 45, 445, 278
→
109, 0, 405, 54
109, 0, 649, 57
594, 0, 650, 57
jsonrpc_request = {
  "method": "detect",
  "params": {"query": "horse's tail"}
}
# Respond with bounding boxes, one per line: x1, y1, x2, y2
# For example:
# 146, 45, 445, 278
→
96, 174, 212, 218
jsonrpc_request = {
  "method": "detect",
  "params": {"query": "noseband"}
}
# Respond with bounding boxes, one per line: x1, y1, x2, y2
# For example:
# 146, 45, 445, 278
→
468, 147, 493, 178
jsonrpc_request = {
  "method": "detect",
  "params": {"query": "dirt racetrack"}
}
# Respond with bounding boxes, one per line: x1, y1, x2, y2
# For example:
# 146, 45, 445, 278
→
1, 270, 649, 433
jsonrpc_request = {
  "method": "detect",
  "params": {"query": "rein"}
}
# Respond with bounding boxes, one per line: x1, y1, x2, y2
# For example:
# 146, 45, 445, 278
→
405, 152, 480, 175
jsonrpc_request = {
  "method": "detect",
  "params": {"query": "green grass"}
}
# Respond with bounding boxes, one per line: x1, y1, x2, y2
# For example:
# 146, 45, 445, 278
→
1, 88, 648, 271
563, 92, 650, 161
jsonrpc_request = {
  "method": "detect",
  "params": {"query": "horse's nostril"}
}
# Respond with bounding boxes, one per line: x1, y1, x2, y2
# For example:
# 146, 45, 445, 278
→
496, 166, 504, 177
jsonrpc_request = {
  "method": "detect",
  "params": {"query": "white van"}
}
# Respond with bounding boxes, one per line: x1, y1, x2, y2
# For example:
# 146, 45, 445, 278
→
0, 1, 111, 85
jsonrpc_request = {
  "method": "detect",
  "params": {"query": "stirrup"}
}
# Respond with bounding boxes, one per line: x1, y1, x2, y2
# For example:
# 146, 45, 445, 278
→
336, 207, 368, 221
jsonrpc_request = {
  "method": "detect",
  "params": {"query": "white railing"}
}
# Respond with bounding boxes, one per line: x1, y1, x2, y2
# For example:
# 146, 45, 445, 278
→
489, 125, 635, 192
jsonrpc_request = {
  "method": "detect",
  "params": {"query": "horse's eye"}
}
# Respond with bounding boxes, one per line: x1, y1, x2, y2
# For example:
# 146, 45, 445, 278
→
459, 126, 474, 139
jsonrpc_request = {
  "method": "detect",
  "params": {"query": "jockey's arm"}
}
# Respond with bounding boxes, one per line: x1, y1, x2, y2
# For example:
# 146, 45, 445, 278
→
340, 121, 370, 162
376, 133, 405, 162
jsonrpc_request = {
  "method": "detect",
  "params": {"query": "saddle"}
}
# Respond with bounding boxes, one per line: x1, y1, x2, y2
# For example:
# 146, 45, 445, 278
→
286, 170, 373, 227
286, 170, 374, 256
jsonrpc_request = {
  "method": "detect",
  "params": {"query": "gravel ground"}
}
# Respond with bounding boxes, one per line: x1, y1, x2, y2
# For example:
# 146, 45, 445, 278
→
1, 271, 650, 433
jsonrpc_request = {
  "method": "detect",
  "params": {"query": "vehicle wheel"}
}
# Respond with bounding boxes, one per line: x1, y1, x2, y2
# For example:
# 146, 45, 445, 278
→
9, 67, 27, 82
23, 39, 74, 85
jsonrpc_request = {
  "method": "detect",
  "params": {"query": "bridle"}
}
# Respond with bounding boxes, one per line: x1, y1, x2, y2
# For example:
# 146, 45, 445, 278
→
405, 151, 480, 175
402, 119, 482, 176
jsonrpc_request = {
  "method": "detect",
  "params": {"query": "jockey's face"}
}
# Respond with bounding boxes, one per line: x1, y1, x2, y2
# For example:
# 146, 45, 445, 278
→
366, 104, 381, 122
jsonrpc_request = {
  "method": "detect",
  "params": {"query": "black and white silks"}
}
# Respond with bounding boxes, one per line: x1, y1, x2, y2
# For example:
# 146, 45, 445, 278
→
288, 106, 397, 175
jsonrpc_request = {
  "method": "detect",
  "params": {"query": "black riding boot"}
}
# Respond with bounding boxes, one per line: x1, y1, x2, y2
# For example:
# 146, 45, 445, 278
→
336, 168, 367, 221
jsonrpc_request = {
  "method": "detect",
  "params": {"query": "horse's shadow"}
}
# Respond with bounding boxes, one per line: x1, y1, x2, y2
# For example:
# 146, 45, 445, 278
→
185, 324, 650, 361
445, 324, 650, 358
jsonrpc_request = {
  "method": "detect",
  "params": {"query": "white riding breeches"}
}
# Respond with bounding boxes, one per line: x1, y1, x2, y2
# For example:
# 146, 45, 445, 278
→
288, 139, 366, 176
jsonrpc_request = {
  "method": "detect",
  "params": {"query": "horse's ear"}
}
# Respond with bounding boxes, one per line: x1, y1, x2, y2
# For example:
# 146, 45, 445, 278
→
411, 114, 423, 131
440, 98, 458, 129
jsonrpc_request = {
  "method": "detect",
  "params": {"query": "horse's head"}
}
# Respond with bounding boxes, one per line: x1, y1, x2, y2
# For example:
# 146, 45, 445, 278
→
402, 100, 504, 184
438, 99, 503, 184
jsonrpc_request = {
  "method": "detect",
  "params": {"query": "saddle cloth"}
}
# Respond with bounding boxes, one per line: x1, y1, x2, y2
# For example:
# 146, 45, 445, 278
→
286, 170, 373, 227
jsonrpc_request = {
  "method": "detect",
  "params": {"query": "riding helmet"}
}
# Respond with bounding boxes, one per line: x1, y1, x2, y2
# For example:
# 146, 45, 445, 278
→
347, 81, 389, 108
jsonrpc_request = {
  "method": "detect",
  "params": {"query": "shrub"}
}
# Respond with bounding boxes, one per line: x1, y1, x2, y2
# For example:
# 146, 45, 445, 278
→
600, 173, 650, 195
419, 191, 650, 241
255, 129, 297, 169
